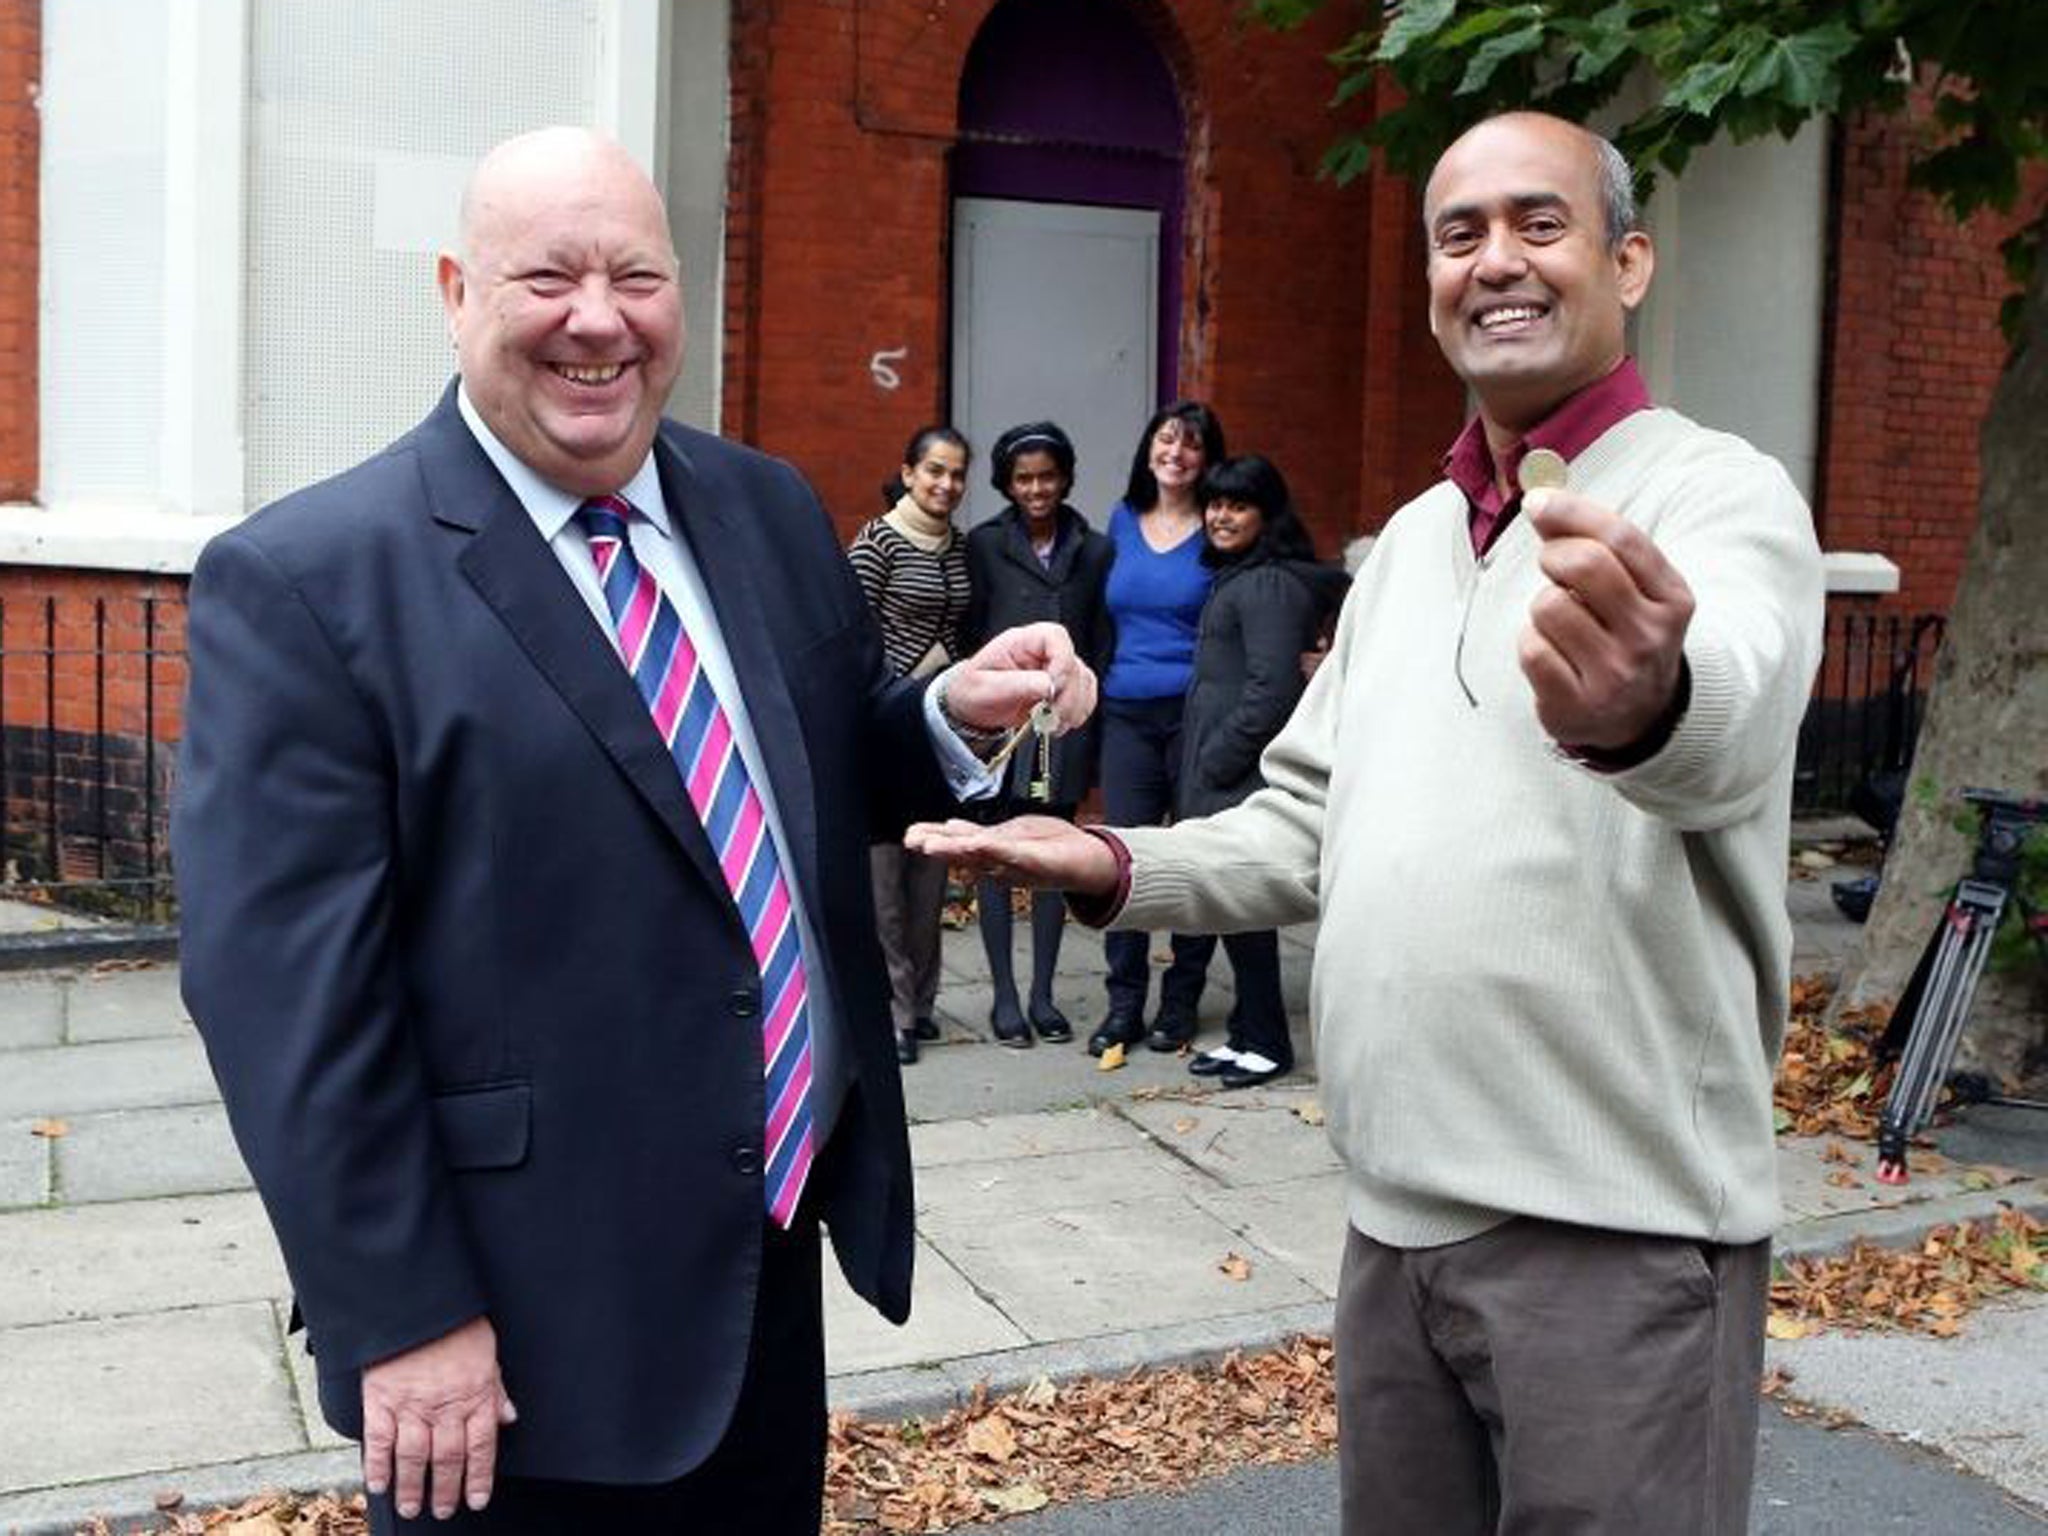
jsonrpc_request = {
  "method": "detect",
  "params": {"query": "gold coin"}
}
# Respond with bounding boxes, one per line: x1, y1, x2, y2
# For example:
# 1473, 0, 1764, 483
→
1517, 448, 1568, 494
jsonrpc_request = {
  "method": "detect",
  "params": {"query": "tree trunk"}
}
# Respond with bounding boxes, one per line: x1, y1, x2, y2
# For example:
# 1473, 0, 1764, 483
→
1832, 260, 2048, 1072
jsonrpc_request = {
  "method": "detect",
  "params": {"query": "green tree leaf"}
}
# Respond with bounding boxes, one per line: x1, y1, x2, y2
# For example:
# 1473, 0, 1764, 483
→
1740, 21, 1859, 110
1375, 0, 1460, 63
1668, 58, 1745, 116
1458, 23, 1548, 93
1439, 5, 1541, 51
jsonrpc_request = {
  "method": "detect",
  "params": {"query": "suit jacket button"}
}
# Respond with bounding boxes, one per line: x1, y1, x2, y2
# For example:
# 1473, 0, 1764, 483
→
731, 1142, 762, 1176
729, 990, 758, 1018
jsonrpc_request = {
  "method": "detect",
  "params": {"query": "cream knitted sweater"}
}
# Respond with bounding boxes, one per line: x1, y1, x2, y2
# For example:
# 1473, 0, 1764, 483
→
1115, 408, 1825, 1247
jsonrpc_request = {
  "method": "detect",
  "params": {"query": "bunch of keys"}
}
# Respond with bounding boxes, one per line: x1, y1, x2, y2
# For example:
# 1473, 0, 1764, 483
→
984, 700, 1060, 803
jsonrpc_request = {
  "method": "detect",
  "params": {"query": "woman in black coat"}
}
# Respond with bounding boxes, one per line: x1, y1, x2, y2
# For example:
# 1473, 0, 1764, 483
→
1179, 455, 1348, 1087
963, 422, 1117, 1047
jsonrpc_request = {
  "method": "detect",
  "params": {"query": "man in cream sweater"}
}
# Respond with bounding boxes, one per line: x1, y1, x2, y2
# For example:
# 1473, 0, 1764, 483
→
911, 111, 1824, 1533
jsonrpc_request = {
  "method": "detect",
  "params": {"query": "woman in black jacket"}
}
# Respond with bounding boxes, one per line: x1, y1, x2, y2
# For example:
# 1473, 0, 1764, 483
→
1179, 455, 1348, 1087
963, 422, 1117, 1047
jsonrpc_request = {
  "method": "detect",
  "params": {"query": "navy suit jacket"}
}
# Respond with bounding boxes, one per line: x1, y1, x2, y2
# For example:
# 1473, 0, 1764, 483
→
172, 386, 946, 1482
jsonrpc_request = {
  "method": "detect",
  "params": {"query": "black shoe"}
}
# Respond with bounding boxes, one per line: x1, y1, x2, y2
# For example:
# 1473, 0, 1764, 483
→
1028, 1004, 1073, 1043
896, 1028, 919, 1065
1187, 1046, 1241, 1077
991, 1003, 1033, 1049
1146, 1014, 1197, 1052
1219, 1055, 1290, 1090
1087, 1013, 1145, 1058
912, 1016, 942, 1042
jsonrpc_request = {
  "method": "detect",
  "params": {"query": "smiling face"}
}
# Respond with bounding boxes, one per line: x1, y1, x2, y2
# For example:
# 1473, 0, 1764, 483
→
902, 438, 968, 521
438, 129, 683, 498
1423, 115, 1653, 438
1007, 449, 1068, 528
1203, 497, 1264, 556
1147, 418, 1208, 499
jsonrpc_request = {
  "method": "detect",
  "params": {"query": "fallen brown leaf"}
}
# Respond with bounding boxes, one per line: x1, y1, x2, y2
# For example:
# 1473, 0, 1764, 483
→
982, 1483, 1051, 1514
1098, 1042, 1126, 1071
29, 1118, 67, 1139
963, 1412, 1018, 1463
1171, 1116, 1199, 1135
1218, 1252, 1253, 1282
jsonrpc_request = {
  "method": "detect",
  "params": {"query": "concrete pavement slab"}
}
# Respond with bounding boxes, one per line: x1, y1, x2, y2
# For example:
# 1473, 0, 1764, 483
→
900, 1031, 1215, 1122
0, 1035, 216, 1122
0, 1124, 49, 1212
922, 1192, 1322, 1342
1188, 1171, 1349, 1298
281, 1310, 350, 1454
823, 1238, 1029, 1375
0, 1192, 285, 1329
914, 1143, 1199, 1227
1768, 1293, 2048, 1512
1775, 1132, 2040, 1223
1120, 1086, 1342, 1188
62, 965, 191, 1044
0, 900, 95, 936
54, 1102, 251, 1205
909, 1106, 1145, 1167
0, 976, 63, 1050
0, 1303, 303, 1495
1788, 873, 1864, 969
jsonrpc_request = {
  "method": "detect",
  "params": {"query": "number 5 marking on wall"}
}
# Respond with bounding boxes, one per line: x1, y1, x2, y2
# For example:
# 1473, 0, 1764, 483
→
870, 347, 907, 391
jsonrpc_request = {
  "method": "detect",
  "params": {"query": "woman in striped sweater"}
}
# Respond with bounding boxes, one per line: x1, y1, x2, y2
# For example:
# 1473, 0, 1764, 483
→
847, 424, 974, 1065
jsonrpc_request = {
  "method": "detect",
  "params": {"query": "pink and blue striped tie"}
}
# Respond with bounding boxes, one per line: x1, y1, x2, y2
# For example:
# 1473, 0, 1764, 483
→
577, 495, 814, 1228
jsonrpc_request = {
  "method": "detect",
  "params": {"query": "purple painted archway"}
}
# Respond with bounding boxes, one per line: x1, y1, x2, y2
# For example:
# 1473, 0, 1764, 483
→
953, 0, 1187, 398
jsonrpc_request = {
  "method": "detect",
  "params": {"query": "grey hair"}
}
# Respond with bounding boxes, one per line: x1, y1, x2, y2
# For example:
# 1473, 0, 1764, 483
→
1590, 131, 1638, 251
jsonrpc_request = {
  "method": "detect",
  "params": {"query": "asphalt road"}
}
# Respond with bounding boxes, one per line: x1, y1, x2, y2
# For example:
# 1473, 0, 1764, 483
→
992, 1404, 2048, 1534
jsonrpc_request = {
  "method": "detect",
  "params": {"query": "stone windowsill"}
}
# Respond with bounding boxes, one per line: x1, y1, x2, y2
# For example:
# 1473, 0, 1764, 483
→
0, 504, 240, 576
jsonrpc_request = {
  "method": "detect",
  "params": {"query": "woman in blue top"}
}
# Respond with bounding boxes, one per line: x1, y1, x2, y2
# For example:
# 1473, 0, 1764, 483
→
1089, 399, 1227, 1058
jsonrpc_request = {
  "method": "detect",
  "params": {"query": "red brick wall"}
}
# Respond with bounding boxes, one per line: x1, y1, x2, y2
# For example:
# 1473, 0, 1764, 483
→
0, 0, 38, 501
1818, 107, 2038, 614
0, 569, 187, 741
0, 570, 185, 888
721, 0, 1462, 555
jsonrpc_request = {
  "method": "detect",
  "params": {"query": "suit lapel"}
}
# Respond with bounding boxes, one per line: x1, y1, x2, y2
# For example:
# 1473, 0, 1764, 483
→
656, 432, 825, 914
416, 396, 729, 897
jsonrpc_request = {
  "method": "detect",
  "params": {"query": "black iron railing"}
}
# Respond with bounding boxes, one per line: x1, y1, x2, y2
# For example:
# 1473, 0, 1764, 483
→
1794, 607, 1946, 814
0, 595, 186, 921
0, 592, 1953, 919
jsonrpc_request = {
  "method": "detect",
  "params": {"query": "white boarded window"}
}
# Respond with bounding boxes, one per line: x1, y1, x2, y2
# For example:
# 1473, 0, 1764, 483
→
40, 0, 168, 506
243, 0, 602, 507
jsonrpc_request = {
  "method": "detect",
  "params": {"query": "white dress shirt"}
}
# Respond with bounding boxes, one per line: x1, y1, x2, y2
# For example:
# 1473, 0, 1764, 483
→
456, 389, 884, 1139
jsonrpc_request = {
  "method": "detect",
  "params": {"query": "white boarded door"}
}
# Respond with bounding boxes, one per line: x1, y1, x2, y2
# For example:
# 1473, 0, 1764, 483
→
951, 198, 1159, 529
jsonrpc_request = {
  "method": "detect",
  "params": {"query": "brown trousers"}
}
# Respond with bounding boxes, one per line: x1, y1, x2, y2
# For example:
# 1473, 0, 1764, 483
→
869, 842, 948, 1031
1335, 1217, 1770, 1535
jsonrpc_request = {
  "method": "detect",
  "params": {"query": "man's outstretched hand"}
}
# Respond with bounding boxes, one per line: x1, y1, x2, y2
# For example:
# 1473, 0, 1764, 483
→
1520, 489, 1693, 752
940, 622, 1097, 738
361, 1314, 517, 1520
905, 814, 1119, 895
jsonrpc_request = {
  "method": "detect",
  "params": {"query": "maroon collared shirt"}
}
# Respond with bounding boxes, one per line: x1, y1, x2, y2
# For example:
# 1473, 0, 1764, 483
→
1442, 357, 1653, 555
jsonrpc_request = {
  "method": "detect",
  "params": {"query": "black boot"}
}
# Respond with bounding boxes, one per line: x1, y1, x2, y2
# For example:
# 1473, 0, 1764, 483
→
1025, 891, 1073, 1042
979, 878, 1032, 1048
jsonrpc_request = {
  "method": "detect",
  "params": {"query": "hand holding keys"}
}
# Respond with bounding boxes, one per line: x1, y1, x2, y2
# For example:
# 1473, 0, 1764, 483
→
984, 699, 1060, 803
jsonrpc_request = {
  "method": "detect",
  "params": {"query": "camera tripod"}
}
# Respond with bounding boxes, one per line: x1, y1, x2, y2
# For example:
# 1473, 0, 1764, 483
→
1874, 787, 2048, 1185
